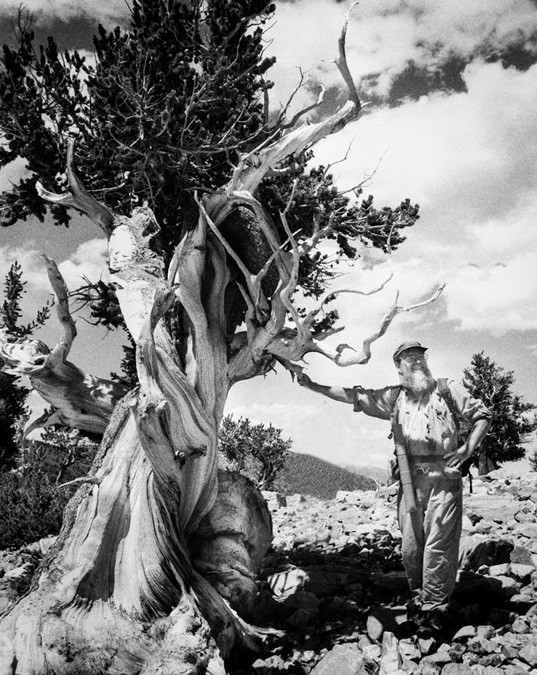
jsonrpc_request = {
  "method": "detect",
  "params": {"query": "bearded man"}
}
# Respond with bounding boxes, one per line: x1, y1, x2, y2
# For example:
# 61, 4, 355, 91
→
297, 341, 491, 632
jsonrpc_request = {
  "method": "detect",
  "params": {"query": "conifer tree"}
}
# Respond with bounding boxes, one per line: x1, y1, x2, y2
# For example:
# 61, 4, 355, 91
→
463, 352, 537, 474
0, 262, 50, 470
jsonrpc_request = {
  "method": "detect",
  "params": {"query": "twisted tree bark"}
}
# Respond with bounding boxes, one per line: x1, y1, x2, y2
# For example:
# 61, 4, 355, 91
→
0, 10, 442, 672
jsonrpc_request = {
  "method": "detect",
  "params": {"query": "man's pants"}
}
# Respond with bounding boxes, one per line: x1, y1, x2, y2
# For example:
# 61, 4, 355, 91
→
398, 474, 463, 611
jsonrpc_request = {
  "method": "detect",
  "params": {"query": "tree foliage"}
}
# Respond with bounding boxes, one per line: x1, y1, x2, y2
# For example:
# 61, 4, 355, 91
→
0, 0, 417, 347
0, 262, 51, 470
463, 352, 537, 471
0, 426, 97, 549
219, 414, 291, 489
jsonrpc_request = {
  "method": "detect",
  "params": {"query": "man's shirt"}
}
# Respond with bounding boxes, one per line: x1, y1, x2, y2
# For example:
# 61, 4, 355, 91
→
352, 381, 491, 459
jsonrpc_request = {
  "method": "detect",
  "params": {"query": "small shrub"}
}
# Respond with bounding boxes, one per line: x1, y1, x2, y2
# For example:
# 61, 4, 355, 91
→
0, 469, 73, 549
0, 428, 97, 550
218, 415, 291, 489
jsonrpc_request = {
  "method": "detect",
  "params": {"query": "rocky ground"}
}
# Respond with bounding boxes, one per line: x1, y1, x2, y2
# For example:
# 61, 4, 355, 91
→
238, 469, 537, 674
2, 470, 537, 674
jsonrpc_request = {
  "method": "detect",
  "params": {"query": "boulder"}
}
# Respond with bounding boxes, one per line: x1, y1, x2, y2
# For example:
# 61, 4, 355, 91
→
453, 625, 477, 641
459, 536, 514, 571
510, 564, 535, 583
439, 665, 469, 674
309, 644, 368, 675
378, 631, 401, 675
518, 640, 537, 667
286, 607, 316, 628
510, 546, 534, 565
488, 563, 510, 577
267, 568, 308, 598
517, 523, 537, 539
281, 590, 320, 613
366, 614, 385, 642
300, 565, 366, 597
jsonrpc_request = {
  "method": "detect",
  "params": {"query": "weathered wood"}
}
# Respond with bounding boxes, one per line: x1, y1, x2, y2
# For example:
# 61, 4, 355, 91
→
0, 11, 441, 672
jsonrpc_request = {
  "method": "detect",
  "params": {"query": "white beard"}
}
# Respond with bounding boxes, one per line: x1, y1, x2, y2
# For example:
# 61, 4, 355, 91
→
400, 366, 434, 397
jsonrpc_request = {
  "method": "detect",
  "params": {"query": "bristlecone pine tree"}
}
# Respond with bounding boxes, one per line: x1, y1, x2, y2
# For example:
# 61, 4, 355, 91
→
463, 352, 537, 475
0, 2, 441, 672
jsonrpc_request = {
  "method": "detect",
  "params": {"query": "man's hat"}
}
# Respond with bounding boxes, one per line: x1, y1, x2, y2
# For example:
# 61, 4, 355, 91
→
393, 341, 428, 363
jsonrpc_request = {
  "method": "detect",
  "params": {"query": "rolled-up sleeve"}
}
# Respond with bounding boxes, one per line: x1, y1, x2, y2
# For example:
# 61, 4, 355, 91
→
352, 385, 398, 420
449, 381, 492, 424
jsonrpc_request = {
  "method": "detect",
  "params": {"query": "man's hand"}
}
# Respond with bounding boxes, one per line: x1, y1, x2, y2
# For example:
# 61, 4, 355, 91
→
444, 442, 473, 468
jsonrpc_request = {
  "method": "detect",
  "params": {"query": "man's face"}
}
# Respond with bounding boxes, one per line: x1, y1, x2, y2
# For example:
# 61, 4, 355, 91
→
397, 348, 428, 375
396, 348, 433, 394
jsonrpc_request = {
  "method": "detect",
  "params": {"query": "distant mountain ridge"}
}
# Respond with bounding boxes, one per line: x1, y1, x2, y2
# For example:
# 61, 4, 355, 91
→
273, 452, 378, 499
342, 463, 388, 486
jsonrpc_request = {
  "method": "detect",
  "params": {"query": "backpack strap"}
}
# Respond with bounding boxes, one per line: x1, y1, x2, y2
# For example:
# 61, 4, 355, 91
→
387, 385, 403, 439
436, 378, 461, 431
436, 378, 474, 486
388, 385, 403, 412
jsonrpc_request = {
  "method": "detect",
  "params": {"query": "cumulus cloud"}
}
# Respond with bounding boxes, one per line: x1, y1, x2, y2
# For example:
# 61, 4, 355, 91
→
313, 61, 537, 217
0, 0, 128, 25
0, 238, 108, 319
444, 254, 537, 334
57, 238, 108, 288
268, 0, 537, 104
300, 57, 537, 344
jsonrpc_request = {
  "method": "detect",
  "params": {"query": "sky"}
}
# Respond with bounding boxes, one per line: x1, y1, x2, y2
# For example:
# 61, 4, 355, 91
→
0, 0, 536, 472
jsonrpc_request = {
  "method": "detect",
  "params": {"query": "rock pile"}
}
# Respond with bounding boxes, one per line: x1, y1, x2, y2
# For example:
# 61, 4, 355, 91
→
246, 469, 537, 674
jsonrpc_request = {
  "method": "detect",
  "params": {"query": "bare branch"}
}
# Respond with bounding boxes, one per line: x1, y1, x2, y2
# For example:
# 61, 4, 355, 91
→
278, 180, 307, 336
272, 66, 307, 127
0, 259, 128, 436
280, 85, 326, 130
302, 270, 394, 331
335, 2, 362, 112
41, 255, 77, 368
265, 284, 445, 372
326, 284, 446, 366
36, 138, 115, 236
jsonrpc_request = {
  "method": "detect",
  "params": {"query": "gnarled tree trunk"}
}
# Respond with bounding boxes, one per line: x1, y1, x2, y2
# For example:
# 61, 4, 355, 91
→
0, 11, 442, 671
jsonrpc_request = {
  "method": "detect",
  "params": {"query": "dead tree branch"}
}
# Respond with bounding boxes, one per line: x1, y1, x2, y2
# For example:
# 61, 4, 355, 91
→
36, 138, 115, 236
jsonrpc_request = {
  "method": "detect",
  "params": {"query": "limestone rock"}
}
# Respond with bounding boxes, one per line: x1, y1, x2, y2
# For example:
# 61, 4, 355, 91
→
366, 614, 384, 642
453, 625, 477, 641
379, 631, 400, 675
267, 568, 308, 598
459, 536, 514, 571
309, 644, 368, 675
517, 523, 537, 539
440, 664, 469, 674
399, 638, 421, 661
511, 546, 534, 565
510, 564, 535, 583
488, 563, 510, 577
519, 640, 537, 667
